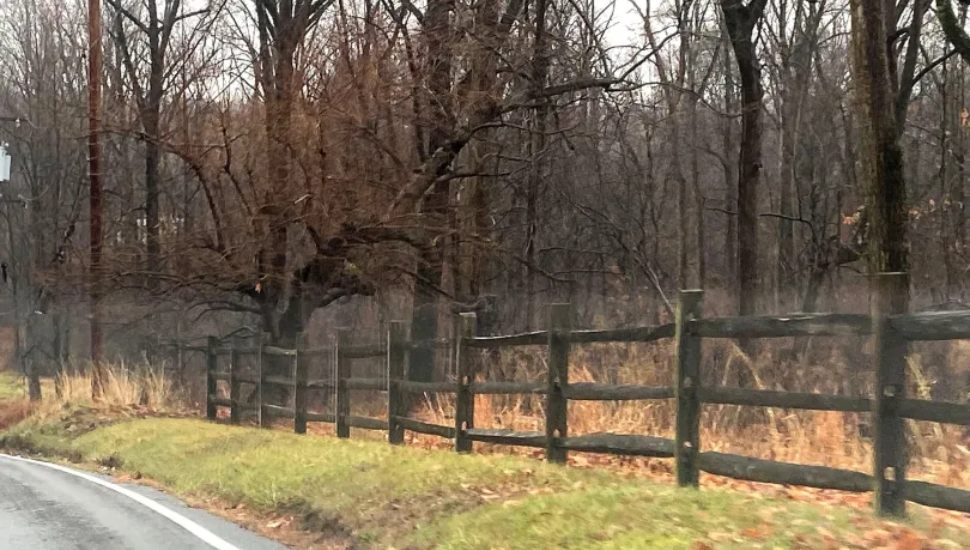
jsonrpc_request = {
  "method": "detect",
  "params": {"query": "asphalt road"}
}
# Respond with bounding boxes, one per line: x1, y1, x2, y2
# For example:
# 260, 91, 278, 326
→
0, 454, 288, 550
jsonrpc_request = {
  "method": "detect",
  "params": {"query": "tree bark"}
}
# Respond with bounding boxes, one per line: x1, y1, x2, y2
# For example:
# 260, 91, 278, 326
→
144, 110, 161, 284
850, 0, 909, 278
144, 9, 164, 287
408, 0, 456, 382
525, 0, 550, 330
720, 0, 768, 393
721, 0, 767, 319
722, 28, 737, 300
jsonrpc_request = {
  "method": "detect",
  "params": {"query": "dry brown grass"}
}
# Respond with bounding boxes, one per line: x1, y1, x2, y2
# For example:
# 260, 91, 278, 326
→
403, 340, 970, 492
0, 399, 32, 430
55, 364, 180, 409
0, 365, 188, 446
14, 364, 186, 430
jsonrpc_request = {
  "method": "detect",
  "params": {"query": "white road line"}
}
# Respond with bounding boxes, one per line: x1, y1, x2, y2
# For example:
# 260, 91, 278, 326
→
0, 453, 241, 550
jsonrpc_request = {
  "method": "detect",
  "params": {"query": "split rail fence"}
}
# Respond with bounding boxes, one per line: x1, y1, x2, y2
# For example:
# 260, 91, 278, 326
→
192, 273, 970, 517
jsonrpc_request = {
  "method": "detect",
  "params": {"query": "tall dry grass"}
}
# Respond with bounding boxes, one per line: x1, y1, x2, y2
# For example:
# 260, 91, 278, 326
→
25, 363, 184, 424
407, 339, 970, 491
0, 364, 175, 432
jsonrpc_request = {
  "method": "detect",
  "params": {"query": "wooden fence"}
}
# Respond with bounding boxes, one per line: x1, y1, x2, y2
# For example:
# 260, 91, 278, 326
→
195, 273, 970, 518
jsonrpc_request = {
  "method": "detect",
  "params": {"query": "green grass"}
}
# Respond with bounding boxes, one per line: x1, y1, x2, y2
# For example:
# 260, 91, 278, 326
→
0, 371, 25, 401
1, 417, 964, 548
417, 485, 858, 549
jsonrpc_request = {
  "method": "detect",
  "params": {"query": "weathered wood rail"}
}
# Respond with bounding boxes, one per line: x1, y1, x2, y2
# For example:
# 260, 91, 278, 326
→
201, 273, 970, 517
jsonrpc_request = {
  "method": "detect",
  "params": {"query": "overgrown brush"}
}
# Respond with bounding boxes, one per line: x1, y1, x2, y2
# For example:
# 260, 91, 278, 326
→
0, 364, 186, 442
53, 363, 181, 411
404, 340, 970, 491
0, 399, 31, 430
6, 364, 186, 432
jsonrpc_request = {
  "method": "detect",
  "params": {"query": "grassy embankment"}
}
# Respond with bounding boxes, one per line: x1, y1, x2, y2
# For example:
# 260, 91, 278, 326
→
0, 369, 966, 549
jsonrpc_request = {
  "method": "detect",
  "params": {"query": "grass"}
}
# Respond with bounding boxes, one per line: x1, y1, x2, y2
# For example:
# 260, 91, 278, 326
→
0, 364, 183, 452
2, 416, 966, 548
50, 364, 178, 410
0, 362, 967, 548
0, 371, 26, 401
418, 485, 859, 549
0, 372, 33, 430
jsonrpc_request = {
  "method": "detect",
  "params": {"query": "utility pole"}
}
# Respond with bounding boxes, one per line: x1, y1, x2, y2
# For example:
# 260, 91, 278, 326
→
88, 0, 104, 395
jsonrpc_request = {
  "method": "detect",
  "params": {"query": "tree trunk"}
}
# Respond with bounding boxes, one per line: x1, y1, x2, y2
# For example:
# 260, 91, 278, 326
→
722, 32, 737, 299
778, 91, 796, 310
144, 113, 161, 284
849, 0, 909, 279
525, 0, 549, 330
734, 31, 762, 318
690, 98, 705, 288
144, 23, 165, 287
722, 0, 766, 320
408, 0, 457, 382
257, 25, 299, 403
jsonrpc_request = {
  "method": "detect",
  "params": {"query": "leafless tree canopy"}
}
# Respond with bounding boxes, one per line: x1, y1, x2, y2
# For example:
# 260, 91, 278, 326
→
2, 0, 970, 387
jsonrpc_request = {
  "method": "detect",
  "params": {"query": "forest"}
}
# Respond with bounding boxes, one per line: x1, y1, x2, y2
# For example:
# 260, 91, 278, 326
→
0, 0, 969, 392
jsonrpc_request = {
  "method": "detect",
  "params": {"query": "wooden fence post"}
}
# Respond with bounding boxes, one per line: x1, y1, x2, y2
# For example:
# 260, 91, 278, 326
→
205, 336, 217, 421
229, 339, 241, 425
257, 332, 267, 428
294, 334, 309, 434
675, 290, 704, 487
546, 303, 571, 464
336, 328, 351, 438
872, 272, 909, 516
388, 321, 407, 444
455, 312, 477, 453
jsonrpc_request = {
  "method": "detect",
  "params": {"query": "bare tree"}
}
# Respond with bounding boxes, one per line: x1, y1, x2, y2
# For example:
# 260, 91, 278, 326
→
107, 0, 221, 286
721, 0, 767, 318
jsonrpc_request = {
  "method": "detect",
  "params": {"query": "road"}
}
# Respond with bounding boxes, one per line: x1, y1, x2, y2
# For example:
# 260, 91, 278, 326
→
0, 454, 288, 550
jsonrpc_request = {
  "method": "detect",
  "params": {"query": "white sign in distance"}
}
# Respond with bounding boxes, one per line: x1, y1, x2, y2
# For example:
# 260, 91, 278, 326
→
0, 143, 10, 183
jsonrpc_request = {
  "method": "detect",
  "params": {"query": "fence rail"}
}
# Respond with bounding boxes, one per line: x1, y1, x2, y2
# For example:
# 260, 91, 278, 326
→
202, 273, 970, 518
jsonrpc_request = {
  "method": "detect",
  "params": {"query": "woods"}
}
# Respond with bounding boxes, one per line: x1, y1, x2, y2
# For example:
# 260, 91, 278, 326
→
1, 0, 970, 399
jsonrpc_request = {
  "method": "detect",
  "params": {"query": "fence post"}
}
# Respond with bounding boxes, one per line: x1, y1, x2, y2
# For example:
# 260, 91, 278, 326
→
205, 336, 218, 421
456, 312, 477, 453
545, 303, 571, 464
675, 290, 704, 487
294, 334, 309, 434
335, 328, 351, 438
387, 321, 407, 444
257, 332, 267, 428
229, 339, 241, 425
872, 272, 909, 517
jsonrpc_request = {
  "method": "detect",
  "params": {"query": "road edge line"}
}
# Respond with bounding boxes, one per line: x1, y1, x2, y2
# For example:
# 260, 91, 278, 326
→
0, 453, 242, 550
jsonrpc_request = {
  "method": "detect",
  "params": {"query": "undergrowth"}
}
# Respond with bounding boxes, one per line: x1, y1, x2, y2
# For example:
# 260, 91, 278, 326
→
393, 340, 970, 492
0, 364, 184, 445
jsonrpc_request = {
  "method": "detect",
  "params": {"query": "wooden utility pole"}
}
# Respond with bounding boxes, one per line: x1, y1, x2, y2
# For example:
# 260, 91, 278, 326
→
88, 0, 104, 393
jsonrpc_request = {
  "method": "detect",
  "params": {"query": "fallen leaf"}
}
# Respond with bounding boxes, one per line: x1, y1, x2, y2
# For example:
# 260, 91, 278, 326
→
893, 530, 925, 550
740, 525, 771, 540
